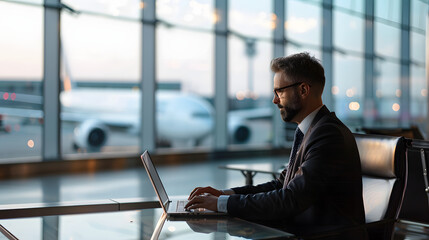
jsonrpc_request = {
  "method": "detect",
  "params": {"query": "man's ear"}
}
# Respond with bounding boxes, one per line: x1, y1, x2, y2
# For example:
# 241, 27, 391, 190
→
300, 83, 310, 97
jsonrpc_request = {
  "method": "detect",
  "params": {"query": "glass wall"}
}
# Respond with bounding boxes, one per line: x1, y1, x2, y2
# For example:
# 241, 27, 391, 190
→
228, 0, 273, 146
156, 0, 214, 150
410, 0, 428, 134
333, 1, 364, 128
0, 0, 428, 162
60, 7, 141, 156
0, 1, 43, 161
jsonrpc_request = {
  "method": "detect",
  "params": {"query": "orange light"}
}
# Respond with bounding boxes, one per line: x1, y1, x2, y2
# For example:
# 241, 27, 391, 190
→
348, 102, 360, 111
212, 11, 220, 23
236, 91, 245, 101
63, 76, 72, 92
346, 88, 355, 98
392, 103, 400, 112
27, 140, 35, 148
421, 89, 427, 97
139, 2, 145, 9
331, 86, 339, 95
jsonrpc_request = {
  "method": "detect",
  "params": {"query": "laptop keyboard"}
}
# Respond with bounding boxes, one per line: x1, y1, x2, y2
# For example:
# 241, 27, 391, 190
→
176, 200, 189, 212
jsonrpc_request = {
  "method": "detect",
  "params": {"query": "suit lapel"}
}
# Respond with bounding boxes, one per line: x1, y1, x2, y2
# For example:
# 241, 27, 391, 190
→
284, 105, 331, 185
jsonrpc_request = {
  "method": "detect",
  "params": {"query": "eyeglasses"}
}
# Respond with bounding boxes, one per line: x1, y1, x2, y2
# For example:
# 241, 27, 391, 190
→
273, 82, 303, 98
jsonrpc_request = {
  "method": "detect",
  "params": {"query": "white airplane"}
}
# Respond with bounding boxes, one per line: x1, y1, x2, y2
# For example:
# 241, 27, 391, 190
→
0, 85, 272, 150
0, 47, 272, 150
61, 87, 215, 149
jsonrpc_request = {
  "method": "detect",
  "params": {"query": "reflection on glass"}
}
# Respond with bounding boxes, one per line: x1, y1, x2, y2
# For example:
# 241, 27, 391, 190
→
60, 13, 140, 156
157, 0, 214, 30
156, 26, 214, 150
0, 218, 42, 239
334, 11, 364, 52
333, 54, 364, 126
0, 2, 43, 161
375, 22, 400, 58
62, 0, 141, 19
286, 0, 321, 47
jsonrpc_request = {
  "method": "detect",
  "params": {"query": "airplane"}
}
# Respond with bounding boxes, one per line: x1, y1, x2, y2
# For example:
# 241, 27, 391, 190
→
0, 45, 272, 150
0, 84, 272, 150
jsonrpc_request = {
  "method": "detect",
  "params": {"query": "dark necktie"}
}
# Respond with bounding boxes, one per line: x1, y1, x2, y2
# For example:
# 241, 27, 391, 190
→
284, 127, 304, 185
289, 127, 304, 166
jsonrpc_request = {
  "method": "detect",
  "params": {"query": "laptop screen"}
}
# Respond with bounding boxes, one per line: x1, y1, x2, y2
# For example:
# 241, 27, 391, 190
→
141, 151, 170, 208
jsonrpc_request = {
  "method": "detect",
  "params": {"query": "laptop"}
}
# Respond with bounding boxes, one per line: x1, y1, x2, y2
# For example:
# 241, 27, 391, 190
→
141, 150, 227, 217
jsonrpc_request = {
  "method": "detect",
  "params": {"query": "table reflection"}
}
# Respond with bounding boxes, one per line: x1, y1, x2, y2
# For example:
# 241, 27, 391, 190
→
156, 214, 294, 240
0, 208, 294, 240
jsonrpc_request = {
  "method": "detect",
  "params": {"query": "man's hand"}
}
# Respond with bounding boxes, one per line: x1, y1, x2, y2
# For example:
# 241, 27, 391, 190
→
188, 186, 224, 200
185, 194, 219, 212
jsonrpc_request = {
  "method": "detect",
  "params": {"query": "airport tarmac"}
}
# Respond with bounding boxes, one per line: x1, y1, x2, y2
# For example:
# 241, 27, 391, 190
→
0, 116, 272, 161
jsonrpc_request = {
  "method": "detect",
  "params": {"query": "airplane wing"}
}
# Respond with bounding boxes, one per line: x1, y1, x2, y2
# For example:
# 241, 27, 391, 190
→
228, 107, 272, 120
61, 111, 137, 128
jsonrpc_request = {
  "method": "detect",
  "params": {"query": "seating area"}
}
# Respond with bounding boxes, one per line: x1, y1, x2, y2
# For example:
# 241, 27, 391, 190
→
354, 133, 408, 240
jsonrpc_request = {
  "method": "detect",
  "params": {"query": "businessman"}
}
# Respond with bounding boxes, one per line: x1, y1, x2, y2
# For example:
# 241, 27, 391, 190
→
186, 52, 366, 237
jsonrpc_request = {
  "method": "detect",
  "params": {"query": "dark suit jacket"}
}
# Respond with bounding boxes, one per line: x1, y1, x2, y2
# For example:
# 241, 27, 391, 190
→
228, 106, 366, 238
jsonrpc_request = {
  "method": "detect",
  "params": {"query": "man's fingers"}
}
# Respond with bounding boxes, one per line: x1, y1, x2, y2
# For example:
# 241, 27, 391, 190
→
188, 187, 201, 200
188, 187, 210, 200
185, 196, 202, 208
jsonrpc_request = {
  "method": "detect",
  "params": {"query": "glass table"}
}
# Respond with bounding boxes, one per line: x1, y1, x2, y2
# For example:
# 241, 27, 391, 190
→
0, 208, 295, 240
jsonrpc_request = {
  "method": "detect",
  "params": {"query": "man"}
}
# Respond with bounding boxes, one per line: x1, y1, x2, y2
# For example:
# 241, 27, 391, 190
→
185, 52, 366, 237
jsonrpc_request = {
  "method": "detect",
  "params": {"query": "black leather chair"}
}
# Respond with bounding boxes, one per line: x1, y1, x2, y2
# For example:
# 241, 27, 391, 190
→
354, 133, 408, 240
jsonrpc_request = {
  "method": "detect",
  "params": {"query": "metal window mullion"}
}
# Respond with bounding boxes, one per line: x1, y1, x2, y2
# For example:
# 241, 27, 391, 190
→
43, 0, 61, 161
140, 0, 156, 152
400, 0, 411, 125
322, 0, 334, 110
426, 10, 429, 139
272, 0, 285, 147
214, 0, 228, 150
364, 0, 375, 126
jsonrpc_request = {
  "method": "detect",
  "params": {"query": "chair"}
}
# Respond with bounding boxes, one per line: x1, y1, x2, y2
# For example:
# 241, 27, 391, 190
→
360, 126, 424, 140
354, 133, 408, 240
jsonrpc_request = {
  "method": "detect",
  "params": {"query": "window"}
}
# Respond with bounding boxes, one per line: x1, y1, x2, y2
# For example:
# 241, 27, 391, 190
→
286, 0, 321, 47
228, 0, 273, 146
60, 11, 141, 156
156, 0, 214, 150
333, 54, 364, 125
374, 60, 401, 123
0, 2, 43, 161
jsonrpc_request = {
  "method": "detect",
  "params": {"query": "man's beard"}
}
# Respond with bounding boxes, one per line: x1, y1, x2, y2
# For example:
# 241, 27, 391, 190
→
278, 92, 302, 122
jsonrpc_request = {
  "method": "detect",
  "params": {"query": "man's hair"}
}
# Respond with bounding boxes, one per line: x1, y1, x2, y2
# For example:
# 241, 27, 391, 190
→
270, 52, 325, 94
